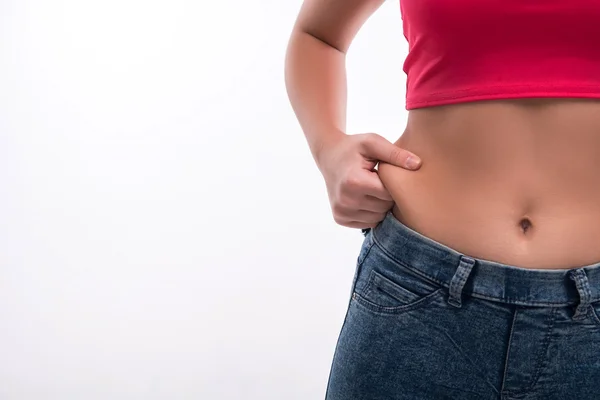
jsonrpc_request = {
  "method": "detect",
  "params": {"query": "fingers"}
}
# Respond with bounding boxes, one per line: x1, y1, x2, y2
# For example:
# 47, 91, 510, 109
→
332, 185, 394, 227
359, 133, 422, 170
331, 168, 396, 229
360, 171, 394, 201
325, 132, 414, 230
341, 220, 380, 230
361, 194, 394, 213
333, 209, 388, 229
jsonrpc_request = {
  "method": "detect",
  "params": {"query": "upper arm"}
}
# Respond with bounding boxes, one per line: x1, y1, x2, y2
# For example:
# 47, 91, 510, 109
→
292, 0, 387, 53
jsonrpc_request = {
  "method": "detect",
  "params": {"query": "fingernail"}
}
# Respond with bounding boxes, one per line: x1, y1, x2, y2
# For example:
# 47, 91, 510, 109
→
406, 156, 421, 169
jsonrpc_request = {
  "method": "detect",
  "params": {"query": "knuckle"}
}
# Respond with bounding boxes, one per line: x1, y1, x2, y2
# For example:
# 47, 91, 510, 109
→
331, 202, 345, 216
340, 174, 361, 190
389, 148, 405, 165
359, 133, 377, 151
338, 182, 350, 195
332, 212, 345, 225
338, 196, 357, 210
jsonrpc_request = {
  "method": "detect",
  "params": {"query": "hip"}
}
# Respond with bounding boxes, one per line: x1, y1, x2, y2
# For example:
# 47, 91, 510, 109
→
326, 212, 600, 399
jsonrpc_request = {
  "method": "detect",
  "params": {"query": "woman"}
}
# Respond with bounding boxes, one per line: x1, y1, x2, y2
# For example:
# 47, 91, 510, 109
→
285, 0, 600, 399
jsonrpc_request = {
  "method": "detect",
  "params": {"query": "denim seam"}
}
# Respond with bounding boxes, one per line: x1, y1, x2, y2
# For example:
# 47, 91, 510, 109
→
357, 235, 376, 269
590, 301, 600, 326
350, 236, 377, 300
371, 234, 446, 289
324, 308, 350, 399
500, 307, 557, 397
361, 269, 377, 300
351, 288, 445, 316
500, 305, 518, 396
441, 330, 500, 395
324, 238, 378, 399
527, 307, 557, 394
365, 269, 428, 304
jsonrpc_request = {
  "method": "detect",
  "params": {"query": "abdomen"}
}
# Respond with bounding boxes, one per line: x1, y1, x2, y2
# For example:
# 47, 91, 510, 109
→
378, 98, 600, 269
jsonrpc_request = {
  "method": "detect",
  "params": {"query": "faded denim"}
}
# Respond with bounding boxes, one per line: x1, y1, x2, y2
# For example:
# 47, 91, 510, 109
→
325, 211, 600, 400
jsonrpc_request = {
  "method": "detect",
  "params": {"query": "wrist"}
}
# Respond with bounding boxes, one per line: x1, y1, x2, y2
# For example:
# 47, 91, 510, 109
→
311, 128, 347, 169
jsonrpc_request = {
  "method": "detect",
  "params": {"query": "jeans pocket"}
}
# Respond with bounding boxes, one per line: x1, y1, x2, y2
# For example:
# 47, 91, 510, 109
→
352, 243, 445, 315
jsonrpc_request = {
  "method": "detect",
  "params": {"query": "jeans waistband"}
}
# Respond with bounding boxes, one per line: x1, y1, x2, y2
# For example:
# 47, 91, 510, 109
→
370, 211, 600, 309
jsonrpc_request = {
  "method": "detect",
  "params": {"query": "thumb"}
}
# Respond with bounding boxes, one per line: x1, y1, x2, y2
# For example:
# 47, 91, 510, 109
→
361, 133, 422, 169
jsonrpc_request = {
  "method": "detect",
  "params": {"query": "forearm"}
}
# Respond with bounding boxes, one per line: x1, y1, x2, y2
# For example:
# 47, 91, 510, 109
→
284, 29, 347, 167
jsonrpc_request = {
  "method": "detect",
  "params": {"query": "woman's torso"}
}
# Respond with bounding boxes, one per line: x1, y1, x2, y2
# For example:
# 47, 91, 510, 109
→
378, 98, 600, 270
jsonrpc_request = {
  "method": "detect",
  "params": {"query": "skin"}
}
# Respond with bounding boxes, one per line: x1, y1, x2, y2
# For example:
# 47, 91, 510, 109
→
286, 0, 600, 270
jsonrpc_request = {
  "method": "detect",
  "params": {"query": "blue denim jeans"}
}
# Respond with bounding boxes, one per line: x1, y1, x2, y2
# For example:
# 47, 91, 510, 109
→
325, 211, 600, 400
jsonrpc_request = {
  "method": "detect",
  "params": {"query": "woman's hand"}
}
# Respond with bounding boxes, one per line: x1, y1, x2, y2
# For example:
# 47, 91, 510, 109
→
316, 132, 422, 229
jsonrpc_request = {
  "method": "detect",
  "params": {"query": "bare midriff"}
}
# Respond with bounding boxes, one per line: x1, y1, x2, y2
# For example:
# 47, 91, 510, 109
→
377, 98, 600, 270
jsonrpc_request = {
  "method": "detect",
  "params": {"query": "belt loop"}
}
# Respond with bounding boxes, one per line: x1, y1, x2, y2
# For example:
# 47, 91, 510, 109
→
569, 268, 592, 320
447, 256, 476, 308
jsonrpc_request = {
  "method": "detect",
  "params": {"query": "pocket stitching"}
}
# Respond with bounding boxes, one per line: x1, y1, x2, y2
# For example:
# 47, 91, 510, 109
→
361, 269, 376, 302
365, 269, 424, 304
352, 287, 445, 315
371, 236, 446, 288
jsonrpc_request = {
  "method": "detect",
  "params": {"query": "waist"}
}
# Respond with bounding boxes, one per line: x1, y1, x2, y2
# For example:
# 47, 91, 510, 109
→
368, 211, 600, 307
377, 98, 600, 270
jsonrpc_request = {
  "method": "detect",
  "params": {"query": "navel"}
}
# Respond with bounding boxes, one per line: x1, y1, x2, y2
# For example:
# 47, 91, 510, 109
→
518, 216, 533, 235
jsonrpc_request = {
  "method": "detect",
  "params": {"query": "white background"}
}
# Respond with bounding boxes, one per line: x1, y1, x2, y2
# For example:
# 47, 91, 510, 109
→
0, 1, 409, 398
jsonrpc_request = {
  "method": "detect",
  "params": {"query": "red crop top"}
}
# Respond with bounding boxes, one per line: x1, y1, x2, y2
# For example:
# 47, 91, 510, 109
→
400, 0, 600, 110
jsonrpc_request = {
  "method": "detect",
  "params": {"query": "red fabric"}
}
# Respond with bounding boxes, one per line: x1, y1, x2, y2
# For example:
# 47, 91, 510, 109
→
400, 0, 600, 110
